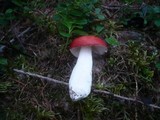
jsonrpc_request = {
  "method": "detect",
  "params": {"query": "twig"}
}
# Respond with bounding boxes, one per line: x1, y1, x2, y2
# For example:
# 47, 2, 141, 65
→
93, 90, 160, 109
13, 69, 160, 110
102, 3, 142, 19
13, 69, 68, 86
93, 89, 142, 103
101, 5, 141, 10
0, 27, 33, 57
10, 27, 32, 43
0, 21, 20, 41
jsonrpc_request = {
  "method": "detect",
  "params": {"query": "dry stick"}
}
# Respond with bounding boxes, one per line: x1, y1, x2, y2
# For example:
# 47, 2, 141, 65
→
0, 21, 20, 41
93, 90, 160, 109
0, 27, 33, 57
13, 69, 160, 110
13, 69, 68, 86
10, 27, 32, 43
101, 4, 141, 10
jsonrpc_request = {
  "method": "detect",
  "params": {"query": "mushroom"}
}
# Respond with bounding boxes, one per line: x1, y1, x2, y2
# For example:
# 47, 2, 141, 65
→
69, 36, 108, 101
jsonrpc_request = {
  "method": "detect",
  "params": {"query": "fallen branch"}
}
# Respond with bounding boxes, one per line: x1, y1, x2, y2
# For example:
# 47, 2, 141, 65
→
0, 27, 33, 57
13, 68, 160, 110
101, 4, 141, 10
10, 26, 32, 43
13, 69, 68, 86
93, 90, 160, 109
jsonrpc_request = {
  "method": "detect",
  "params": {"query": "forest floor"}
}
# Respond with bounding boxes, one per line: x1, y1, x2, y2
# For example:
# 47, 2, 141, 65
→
0, 0, 160, 120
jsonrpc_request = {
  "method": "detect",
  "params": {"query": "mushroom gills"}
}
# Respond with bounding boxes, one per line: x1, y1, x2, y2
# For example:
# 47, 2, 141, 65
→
69, 46, 93, 101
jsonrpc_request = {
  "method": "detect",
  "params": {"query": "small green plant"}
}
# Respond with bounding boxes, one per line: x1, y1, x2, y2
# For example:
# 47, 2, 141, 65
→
0, 0, 28, 26
128, 41, 157, 82
107, 84, 126, 95
0, 57, 8, 67
13, 55, 35, 72
105, 36, 120, 46
0, 82, 11, 93
0, 9, 16, 25
95, 82, 107, 90
144, 5, 160, 27
54, 0, 105, 38
0, 56, 8, 76
156, 61, 160, 71
107, 57, 118, 67
80, 95, 107, 120
35, 106, 56, 120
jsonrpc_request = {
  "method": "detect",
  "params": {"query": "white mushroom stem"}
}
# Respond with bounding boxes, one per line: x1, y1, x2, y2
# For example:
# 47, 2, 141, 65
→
69, 46, 93, 101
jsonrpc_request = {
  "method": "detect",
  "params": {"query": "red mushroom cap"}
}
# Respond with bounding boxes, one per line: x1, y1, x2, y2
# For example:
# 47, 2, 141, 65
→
70, 36, 108, 57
